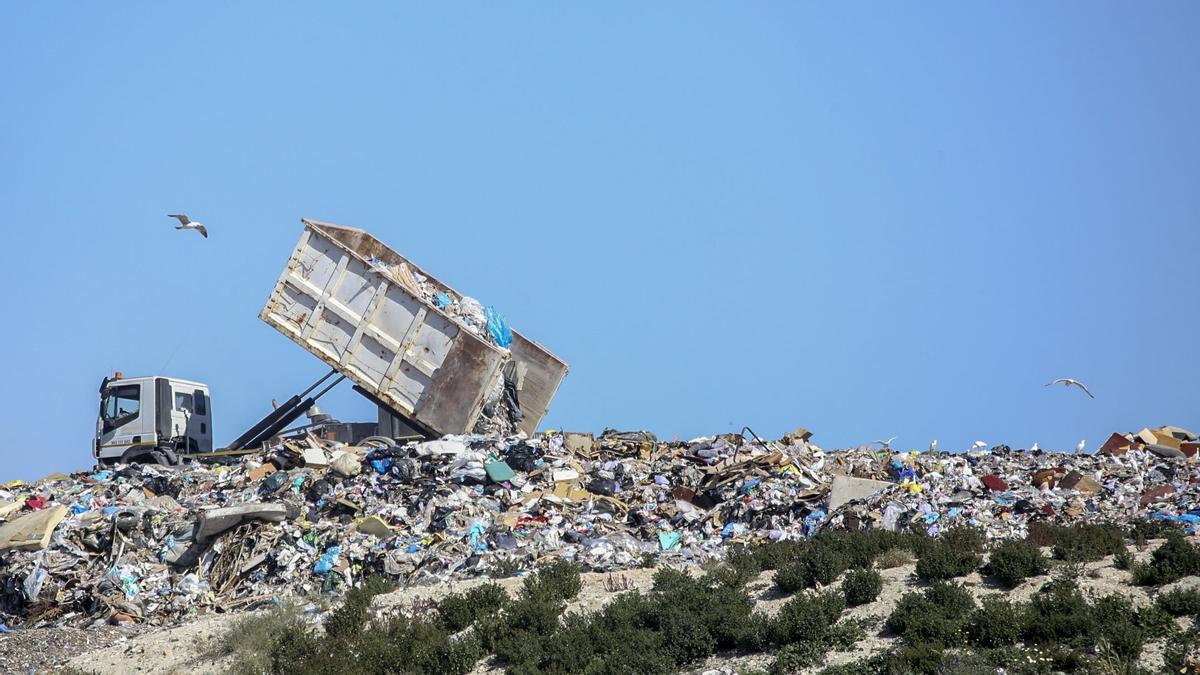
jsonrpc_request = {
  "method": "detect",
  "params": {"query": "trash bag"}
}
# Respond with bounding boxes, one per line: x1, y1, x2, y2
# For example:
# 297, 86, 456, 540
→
484, 306, 512, 348
314, 546, 341, 575
588, 478, 619, 496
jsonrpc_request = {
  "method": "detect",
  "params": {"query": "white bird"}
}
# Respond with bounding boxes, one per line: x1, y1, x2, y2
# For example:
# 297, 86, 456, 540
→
1076, 439, 1086, 454
1030, 442, 1040, 452
872, 436, 897, 449
1045, 378, 1094, 398
929, 439, 938, 452
971, 441, 988, 451
168, 214, 208, 238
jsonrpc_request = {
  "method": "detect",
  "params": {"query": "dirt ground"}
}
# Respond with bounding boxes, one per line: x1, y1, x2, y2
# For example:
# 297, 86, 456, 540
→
15, 543, 1192, 674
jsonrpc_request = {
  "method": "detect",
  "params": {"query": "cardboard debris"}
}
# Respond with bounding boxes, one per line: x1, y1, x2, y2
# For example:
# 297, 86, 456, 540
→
828, 476, 894, 512
0, 505, 67, 552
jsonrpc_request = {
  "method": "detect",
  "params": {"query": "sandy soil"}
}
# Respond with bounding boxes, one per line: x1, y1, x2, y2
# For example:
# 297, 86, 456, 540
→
50, 542, 1197, 675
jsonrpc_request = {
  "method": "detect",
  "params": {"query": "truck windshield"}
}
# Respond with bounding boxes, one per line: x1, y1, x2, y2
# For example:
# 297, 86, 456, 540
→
102, 385, 140, 421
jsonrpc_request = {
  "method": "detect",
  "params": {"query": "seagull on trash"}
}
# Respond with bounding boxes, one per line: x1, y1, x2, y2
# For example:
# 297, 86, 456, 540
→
1030, 442, 1040, 452
1076, 439, 1086, 454
971, 441, 988, 451
168, 214, 207, 238
1044, 378, 1094, 398
929, 439, 938, 452
872, 436, 897, 449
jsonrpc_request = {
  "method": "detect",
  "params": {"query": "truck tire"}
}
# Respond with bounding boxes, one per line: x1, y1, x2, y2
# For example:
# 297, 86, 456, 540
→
361, 435, 397, 449
151, 447, 180, 466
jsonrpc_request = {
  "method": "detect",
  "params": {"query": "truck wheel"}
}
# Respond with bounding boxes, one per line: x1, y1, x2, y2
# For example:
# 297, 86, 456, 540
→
151, 447, 180, 466
361, 435, 397, 449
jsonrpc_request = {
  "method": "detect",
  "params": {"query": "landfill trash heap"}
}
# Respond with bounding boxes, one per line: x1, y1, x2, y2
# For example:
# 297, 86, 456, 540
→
1, 424, 1197, 629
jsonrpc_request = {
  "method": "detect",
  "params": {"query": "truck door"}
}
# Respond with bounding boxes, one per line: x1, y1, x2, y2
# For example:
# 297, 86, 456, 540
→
169, 383, 213, 454
98, 381, 155, 460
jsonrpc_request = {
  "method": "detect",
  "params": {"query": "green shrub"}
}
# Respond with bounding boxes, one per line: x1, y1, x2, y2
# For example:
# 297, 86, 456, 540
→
985, 539, 1050, 588
215, 606, 310, 675
826, 617, 871, 651
886, 582, 974, 647
1051, 523, 1124, 562
841, 568, 883, 606
820, 530, 915, 569
522, 559, 582, 602
1022, 577, 1090, 645
1163, 625, 1200, 674
940, 526, 986, 554
1157, 586, 1200, 617
967, 595, 1025, 647
770, 641, 827, 674
775, 545, 846, 592
1132, 531, 1200, 586
437, 583, 510, 631
769, 589, 846, 646
883, 643, 945, 674
1114, 546, 1134, 571
324, 576, 394, 640
915, 538, 981, 581
1133, 604, 1178, 640
1129, 518, 1182, 542
705, 549, 761, 589
752, 540, 807, 570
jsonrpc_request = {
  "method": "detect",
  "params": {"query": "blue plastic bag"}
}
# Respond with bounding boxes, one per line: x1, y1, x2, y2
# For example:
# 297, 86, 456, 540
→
314, 546, 341, 575
433, 292, 452, 309
484, 306, 512, 348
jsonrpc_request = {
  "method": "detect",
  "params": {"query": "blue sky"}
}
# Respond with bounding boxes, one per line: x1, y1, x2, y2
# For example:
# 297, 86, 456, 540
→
2, 4, 1197, 479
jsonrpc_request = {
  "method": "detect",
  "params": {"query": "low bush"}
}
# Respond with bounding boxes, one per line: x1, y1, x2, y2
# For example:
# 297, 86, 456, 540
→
769, 589, 846, 646
1134, 604, 1178, 640
1114, 546, 1134, 571
1050, 523, 1124, 562
985, 538, 1050, 588
751, 540, 807, 570
1156, 586, 1200, 617
705, 548, 761, 589
915, 537, 982, 581
775, 545, 846, 592
437, 583, 509, 632
1132, 531, 1200, 586
324, 576, 395, 640
1129, 518, 1182, 543
886, 581, 975, 647
521, 558, 582, 602
841, 568, 882, 606
967, 595, 1025, 647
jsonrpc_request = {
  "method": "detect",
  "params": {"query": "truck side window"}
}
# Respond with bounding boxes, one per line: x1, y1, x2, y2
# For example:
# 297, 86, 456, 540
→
194, 390, 208, 416
175, 392, 194, 414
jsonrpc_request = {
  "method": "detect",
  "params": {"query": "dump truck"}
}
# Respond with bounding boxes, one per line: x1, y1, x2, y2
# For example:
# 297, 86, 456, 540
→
94, 218, 569, 465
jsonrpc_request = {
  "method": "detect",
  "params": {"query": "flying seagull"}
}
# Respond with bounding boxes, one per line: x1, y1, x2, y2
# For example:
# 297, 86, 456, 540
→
168, 214, 207, 238
1045, 378, 1094, 398
872, 436, 897, 449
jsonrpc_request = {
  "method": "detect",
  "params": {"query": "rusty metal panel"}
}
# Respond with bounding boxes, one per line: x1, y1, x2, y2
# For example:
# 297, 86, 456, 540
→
260, 218, 566, 437
508, 332, 569, 435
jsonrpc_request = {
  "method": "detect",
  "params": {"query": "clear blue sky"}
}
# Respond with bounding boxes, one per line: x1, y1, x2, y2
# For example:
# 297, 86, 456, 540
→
2, 4, 1197, 480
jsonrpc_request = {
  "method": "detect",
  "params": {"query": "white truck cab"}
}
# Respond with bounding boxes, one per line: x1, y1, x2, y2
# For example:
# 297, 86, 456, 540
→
96, 373, 213, 465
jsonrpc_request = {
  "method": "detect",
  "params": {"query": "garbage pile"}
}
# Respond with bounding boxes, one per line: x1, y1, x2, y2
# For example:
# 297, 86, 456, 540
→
824, 424, 1200, 538
367, 255, 512, 349
1, 424, 1197, 629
